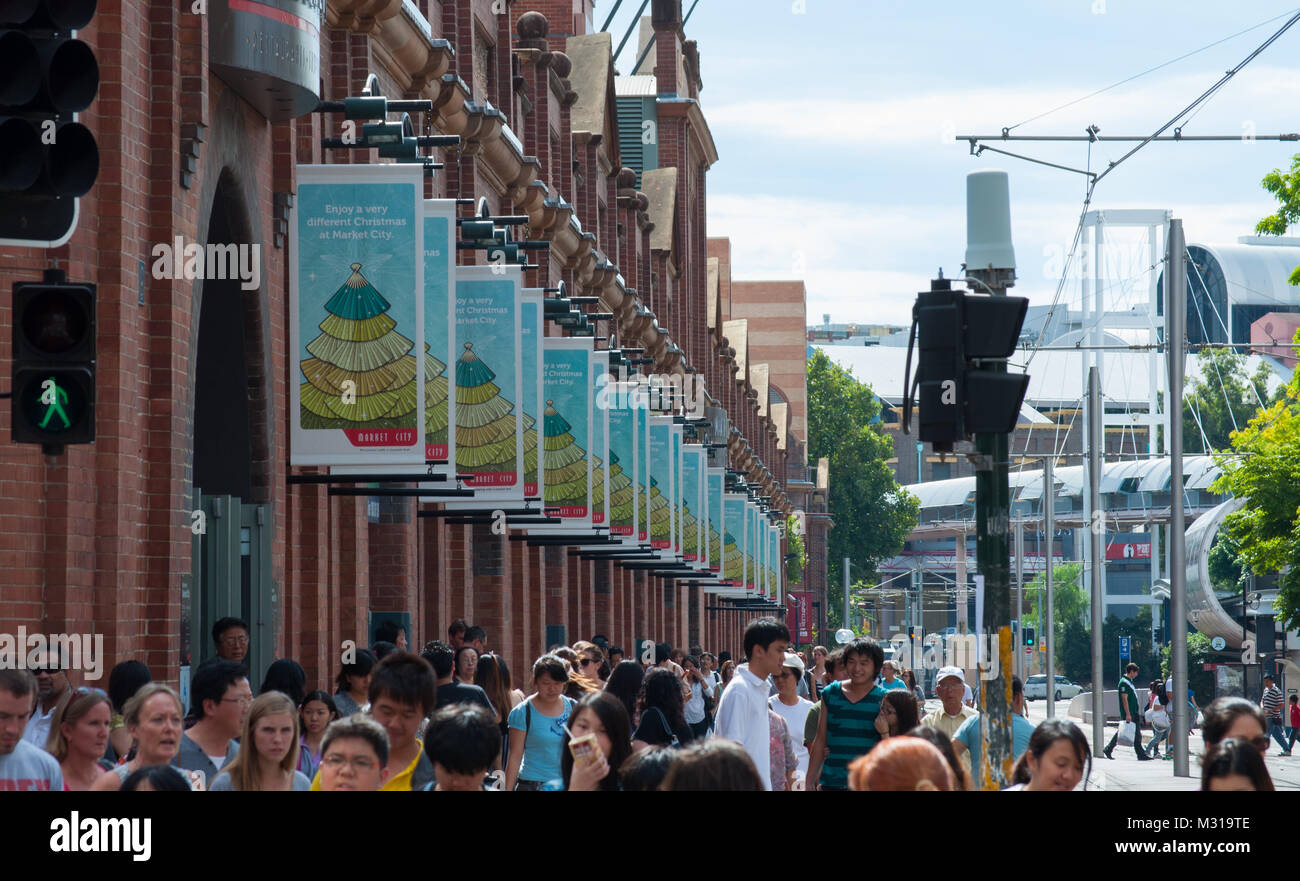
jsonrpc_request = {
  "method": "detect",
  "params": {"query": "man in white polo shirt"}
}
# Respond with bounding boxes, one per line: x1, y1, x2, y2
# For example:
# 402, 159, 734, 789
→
922, 665, 979, 780
714, 618, 790, 791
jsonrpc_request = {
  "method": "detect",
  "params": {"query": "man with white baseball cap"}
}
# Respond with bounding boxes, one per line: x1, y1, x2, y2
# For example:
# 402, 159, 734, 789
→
922, 666, 979, 738
769, 653, 814, 781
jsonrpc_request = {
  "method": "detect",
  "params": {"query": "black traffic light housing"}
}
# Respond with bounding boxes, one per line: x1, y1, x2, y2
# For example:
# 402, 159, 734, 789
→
0, 0, 100, 247
904, 277, 1030, 452
11, 272, 96, 450
1023, 626, 1035, 647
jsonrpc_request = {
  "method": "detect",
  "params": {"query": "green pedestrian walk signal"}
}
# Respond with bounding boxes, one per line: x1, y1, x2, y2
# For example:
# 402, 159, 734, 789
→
11, 274, 95, 450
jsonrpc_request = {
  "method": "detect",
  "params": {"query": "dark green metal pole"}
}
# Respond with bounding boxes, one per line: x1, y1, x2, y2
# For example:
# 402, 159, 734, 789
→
975, 412, 1013, 790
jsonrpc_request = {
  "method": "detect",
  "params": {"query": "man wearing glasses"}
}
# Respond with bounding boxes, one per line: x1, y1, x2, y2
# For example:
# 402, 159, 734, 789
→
21, 647, 73, 747
318, 715, 391, 791
212, 617, 250, 664
176, 660, 249, 783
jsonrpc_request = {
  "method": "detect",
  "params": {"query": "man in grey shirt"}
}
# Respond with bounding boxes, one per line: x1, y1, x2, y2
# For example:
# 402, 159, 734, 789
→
175, 660, 247, 784
1, 670, 64, 791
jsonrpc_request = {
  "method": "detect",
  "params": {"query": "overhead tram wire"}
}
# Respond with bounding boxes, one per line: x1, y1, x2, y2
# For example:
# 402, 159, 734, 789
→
971, 10, 1300, 371
1003, 7, 1300, 133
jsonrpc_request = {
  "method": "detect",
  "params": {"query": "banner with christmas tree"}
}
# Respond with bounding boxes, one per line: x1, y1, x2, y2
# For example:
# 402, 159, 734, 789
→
606, 381, 637, 540
681, 444, 703, 564
670, 425, 683, 556
635, 397, 649, 542
706, 468, 724, 576
746, 502, 758, 593
723, 493, 750, 596
452, 265, 523, 497
520, 291, 543, 499
589, 351, 610, 527
423, 199, 456, 467
291, 164, 423, 465
769, 520, 782, 602
647, 416, 675, 551
540, 338, 592, 523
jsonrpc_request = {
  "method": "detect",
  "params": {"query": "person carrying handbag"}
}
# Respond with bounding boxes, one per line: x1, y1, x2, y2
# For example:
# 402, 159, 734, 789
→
1144, 680, 1172, 759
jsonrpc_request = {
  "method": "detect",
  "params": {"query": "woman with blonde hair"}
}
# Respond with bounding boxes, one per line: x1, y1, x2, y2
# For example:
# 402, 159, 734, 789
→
47, 689, 114, 790
847, 736, 954, 791
91, 683, 194, 791
209, 691, 312, 791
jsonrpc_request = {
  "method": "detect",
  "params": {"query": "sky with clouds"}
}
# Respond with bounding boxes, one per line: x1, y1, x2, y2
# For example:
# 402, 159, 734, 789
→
601, 0, 1300, 326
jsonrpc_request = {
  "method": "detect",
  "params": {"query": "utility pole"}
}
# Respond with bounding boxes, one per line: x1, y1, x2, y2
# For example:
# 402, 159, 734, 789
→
1088, 366, 1105, 755
843, 557, 850, 632
967, 170, 1018, 791
907, 170, 1028, 790
1044, 456, 1056, 719
1015, 515, 1024, 680
1168, 219, 1190, 777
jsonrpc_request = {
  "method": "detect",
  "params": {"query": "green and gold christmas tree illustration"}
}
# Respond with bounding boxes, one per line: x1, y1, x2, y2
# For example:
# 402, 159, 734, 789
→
543, 400, 587, 509
523, 411, 538, 493
649, 476, 671, 544
723, 530, 742, 583
592, 455, 605, 522
638, 471, 648, 537
682, 502, 699, 558
608, 450, 635, 530
425, 344, 449, 446
708, 521, 721, 568
300, 262, 417, 429
455, 342, 517, 475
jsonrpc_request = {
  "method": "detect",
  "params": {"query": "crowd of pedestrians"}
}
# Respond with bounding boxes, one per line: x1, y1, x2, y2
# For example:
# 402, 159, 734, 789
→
0, 616, 1289, 791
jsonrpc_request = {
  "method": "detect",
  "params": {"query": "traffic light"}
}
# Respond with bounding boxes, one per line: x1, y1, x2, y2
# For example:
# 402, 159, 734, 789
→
0, 0, 100, 246
11, 274, 95, 448
904, 277, 1030, 451
1023, 626, 1035, 647
911, 278, 964, 451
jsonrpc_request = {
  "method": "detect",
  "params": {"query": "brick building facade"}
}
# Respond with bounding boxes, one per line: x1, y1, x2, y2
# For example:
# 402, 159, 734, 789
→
0, 0, 821, 692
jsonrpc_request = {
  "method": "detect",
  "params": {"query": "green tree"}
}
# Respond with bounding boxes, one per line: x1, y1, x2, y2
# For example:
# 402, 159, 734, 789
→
1160, 632, 1216, 706
1026, 564, 1090, 684
1181, 347, 1277, 453
785, 513, 807, 585
1211, 372, 1300, 630
807, 350, 919, 627
1257, 152, 1300, 284
1102, 609, 1160, 689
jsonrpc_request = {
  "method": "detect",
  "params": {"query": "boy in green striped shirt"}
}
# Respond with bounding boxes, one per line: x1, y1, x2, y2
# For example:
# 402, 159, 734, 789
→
806, 638, 886, 791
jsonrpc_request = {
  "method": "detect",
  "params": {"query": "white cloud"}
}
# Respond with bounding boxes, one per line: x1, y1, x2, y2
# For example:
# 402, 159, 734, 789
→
703, 66, 1300, 148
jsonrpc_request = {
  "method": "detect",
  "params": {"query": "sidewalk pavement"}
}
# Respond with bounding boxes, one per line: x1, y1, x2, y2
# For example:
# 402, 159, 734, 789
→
923, 698, 1300, 790
1026, 701, 1300, 791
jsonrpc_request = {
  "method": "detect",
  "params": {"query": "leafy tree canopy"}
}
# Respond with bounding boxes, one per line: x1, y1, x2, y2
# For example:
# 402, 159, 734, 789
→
806, 350, 919, 627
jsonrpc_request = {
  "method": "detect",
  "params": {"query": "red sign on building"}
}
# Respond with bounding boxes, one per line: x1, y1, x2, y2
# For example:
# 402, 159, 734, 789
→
787, 592, 815, 643
1106, 541, 1151, 560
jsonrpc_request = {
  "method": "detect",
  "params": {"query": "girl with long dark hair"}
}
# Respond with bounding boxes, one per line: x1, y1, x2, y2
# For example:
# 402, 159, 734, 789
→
560, 691, 633, 791
1007, 718, 1090, 791
604, 660, 644, 729
631, 668, 693, 750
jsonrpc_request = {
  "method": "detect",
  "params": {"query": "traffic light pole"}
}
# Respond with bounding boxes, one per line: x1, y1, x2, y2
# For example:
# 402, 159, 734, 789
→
1044, 455, 1056, 719
1168, 219, 1190, 778
975, 404, 1014, 790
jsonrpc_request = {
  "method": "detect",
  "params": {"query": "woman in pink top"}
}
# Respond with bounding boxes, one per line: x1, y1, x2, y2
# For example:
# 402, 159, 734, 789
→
768, 709, 799, 791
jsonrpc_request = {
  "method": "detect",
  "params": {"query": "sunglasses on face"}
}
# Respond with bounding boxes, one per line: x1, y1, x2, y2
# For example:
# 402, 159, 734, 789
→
580, 658, 599, 667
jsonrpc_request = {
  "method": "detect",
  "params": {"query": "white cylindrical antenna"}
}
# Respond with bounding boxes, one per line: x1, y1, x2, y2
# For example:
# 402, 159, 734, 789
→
965, 170, 1016, 292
